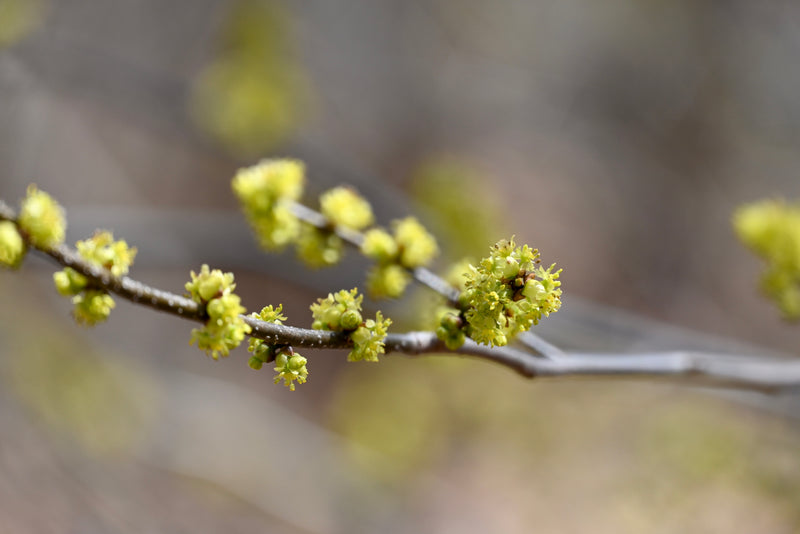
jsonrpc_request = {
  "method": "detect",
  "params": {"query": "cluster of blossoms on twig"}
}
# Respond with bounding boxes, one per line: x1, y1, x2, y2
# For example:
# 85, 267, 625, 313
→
185, 264, 251, 360
0, 159, 565, 391
245, 304, 309, 390
310, 288, 392, 362
461, 238, 562, 347
54, 231, 137, 325
6, 166, 800, 393
230, 159, 563, 357
0, 185, 66, 268
362, 217, 439, 298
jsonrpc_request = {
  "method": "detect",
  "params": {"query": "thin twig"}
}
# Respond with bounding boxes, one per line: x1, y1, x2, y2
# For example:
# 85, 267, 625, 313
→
7, 204, 800, 393
526, 352, 800, 394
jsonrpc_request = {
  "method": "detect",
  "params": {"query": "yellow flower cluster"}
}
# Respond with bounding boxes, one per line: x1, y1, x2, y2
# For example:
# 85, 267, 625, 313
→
186, 265, 251, 359
458, 238, 562, 347
361, 217, 439, 298
734, 199, 800, 319
310, 288, 392, 362
232, 159, 305, 250
53, 231, 137, 326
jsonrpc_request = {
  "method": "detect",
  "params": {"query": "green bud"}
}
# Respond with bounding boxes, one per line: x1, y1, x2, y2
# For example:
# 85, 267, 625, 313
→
186, 266, 251, 359
0, 221, 25, 268
53, 270, 71, 295
233, 160, 304, 251
53, 268, 87, 296
207, 293, 245, 320
340, 309, 363, 330
733, 199, 800, 319
74, 231, 136, 277
273, 351, 308, 391
232, 159, 305, 206
320, 187, 374, 230
72, 290, 116, 326
185, 264, 236, 303
247, 306, 293, 372
522, 279, 545, 302
366, 264, 410, 299
253, 202, 300, 250
444, 258, 473, 292
348, 311, 391, 362
321, 306, 342, 328
441, 330, 465, 351
498, 257, 519, 279
198, 278, 224, 302
435, 325, 448, 340
288, 354, 306, 371
251, 343, 271, 360
310, 288, 363, 331
18, 185, 66, 249
296, 225, 343, 268
441, 312, 462, 330
393, 217, 438, 268
361, 228, 398, 261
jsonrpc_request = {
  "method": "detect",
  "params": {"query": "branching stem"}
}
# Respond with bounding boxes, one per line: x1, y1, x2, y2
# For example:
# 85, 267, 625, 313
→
289, 200, 557, 357
5, 200, 800, 393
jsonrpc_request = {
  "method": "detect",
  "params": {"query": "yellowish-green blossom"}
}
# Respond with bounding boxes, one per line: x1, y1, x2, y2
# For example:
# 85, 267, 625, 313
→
394, 217, 438, 269
310, 288, 363, 331
435, 307, 466, 350
185, 264, 236, 302
310, 288, 391, 362
349, 311, 392, 362
296, 225, 343, 268
462, 238, 562, 346
0, 220, 25, 268
366, 264, 410, 299
360, 219, 437, 299
444, 258, 473, 292
186, 264, 251, 359
18, 185, 66, 249
734, 199, 800, 319
232, 159, 304, 250
53, 268, 87, 296
75, 231, 137, 277
246, 304, 305, 384
72, 290, 116, 326
273, 351, 308, 390
233, 159, 304, 203
361, 228, 398, 262
320, 187, 374, 230
53, 231, 137, 326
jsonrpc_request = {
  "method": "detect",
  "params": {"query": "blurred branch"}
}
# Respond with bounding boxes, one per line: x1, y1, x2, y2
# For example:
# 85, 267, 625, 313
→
4, 201, 800, 394
289, 201, 461, 303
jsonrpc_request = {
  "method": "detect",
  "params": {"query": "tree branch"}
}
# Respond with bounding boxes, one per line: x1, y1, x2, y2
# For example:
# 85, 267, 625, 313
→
6, 200, 800, 394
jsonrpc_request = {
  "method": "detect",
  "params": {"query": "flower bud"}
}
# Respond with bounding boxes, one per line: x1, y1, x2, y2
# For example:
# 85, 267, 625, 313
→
0, 221, 25, 268
18, 185, 66, 249
340, 309, 363, 330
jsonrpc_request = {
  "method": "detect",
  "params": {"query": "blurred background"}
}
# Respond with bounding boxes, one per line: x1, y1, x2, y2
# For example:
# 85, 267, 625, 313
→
2, 0, 800, 532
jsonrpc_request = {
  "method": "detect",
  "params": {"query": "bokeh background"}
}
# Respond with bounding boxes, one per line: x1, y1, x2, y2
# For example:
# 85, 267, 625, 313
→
2, 1, 800, 532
